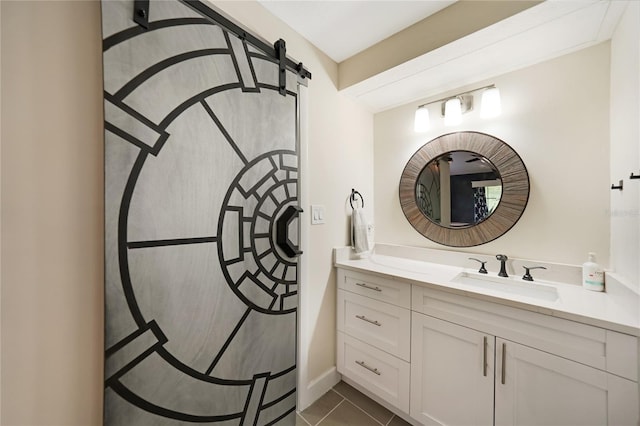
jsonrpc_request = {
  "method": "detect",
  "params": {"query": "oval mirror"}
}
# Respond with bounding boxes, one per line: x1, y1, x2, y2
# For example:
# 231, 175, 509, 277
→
416, 150, 502, 227
400, 131, 529, 247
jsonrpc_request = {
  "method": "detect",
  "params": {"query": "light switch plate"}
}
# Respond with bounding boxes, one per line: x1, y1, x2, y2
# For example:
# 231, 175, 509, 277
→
311, 204, 325, 225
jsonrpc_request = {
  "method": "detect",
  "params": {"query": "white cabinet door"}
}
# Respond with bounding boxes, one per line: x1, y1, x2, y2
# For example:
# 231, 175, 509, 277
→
495, 339, 639, 426
410, 313, 494, 426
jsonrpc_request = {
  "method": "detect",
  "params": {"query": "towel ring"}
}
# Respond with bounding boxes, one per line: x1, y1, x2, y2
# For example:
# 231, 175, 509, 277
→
350, 189, 364, 209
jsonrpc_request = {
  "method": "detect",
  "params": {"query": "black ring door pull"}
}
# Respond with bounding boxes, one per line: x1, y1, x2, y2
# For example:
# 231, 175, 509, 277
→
276, 205, 303, 258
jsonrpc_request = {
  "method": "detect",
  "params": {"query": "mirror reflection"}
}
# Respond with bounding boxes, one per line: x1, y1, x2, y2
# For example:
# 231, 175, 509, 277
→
416, 151, 502, 228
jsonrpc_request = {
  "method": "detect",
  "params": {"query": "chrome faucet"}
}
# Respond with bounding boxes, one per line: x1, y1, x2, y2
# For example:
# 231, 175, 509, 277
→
496, 254, 508, 277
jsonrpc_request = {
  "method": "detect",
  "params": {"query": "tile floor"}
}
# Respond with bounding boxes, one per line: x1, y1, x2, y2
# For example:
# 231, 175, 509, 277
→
296, 381, 411, 426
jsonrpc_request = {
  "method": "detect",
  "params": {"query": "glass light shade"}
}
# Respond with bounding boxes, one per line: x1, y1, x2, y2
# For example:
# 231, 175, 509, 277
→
444, 98, 462, 126
414, 106, 430, 132
481, 87, 501, 118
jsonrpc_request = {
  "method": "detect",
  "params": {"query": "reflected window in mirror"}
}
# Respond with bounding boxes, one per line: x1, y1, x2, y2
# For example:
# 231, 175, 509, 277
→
416, 151, 503, 228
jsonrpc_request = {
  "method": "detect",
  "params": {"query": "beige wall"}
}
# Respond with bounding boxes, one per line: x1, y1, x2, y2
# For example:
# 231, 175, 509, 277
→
374, 42, 611, 267
1, 1, 104, 424
610, 1, 640, 292
0, 0, 374, 423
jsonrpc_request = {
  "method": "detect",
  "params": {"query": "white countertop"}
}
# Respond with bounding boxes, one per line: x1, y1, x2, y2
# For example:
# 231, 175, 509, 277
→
335, 253, 640, 336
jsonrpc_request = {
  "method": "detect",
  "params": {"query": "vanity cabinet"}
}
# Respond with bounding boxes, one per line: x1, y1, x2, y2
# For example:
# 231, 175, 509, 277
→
411, 285, 639, 426
411, 311, 638, 426
336, 266, 640, 426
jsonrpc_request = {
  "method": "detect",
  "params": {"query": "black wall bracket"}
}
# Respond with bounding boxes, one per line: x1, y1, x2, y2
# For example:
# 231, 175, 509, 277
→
133, 0, 150, 29
180, 1, 311, 83
276, 205, 303, 258
274, 39, 287, 96
630, 172, 640, 180
611, 180, 623, 191
296, 62, 310, 79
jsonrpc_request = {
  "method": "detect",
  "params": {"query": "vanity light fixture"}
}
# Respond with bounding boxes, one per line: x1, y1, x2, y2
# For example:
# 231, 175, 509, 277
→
414, 84, 501, 132
480, 86, 502, 118
414, 106, 430, 132
444, 98, 463, 126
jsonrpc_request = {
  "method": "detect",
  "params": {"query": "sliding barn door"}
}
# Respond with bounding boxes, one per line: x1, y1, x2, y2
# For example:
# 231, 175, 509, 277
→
102, 1, 305, 424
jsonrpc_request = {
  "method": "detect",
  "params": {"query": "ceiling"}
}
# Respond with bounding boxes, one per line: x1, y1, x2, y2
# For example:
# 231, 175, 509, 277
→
258, 0, 628, 113
258, 1, 455, 63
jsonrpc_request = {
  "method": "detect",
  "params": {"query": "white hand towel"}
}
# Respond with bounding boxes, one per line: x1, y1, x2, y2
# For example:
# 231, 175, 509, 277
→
351, 206, 371, 255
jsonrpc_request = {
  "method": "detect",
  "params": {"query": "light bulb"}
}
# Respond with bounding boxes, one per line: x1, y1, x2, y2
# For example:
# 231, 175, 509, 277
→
481, 87, 501, 118
414, 106, 430, 132
444, 98, 462, 126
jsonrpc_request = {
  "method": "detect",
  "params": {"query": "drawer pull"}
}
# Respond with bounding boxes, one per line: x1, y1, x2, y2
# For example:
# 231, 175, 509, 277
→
355, 282, 382, 292
355, 314, 381, 326
483, 336, 488, 377
501, 342, 506, 385
355, 360, 381, 375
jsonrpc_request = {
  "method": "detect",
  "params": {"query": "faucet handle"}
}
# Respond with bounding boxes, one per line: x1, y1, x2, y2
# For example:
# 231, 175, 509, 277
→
522, 266, 547, 281
468, 258, 488, 274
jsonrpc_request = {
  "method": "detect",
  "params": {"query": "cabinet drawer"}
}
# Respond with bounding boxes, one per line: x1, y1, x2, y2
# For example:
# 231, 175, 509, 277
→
338, 290, 411, 361
338, 269, 411, 308
337, 332, 410, 413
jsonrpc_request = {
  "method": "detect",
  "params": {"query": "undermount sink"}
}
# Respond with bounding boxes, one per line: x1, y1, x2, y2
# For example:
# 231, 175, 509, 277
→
451, 272, 559, 302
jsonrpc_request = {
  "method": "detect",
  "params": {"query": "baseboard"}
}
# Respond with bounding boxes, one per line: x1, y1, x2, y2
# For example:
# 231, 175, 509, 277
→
298, 367, 341, 411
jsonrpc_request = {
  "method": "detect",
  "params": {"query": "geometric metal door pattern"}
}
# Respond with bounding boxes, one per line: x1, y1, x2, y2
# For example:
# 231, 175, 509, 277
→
101, 1, 309, 424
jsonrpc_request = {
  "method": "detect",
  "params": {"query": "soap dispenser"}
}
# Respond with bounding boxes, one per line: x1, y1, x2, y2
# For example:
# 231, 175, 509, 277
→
582, 252, 605, 292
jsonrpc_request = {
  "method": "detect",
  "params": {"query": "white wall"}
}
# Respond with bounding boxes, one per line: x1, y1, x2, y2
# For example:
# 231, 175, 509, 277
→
610, 1, 640, 292
0, 0, 374, 423
374, 43, 611, 268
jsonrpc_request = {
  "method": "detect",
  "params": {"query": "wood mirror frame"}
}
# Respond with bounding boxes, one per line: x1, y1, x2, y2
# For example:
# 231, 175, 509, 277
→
399, 131, 530, 247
